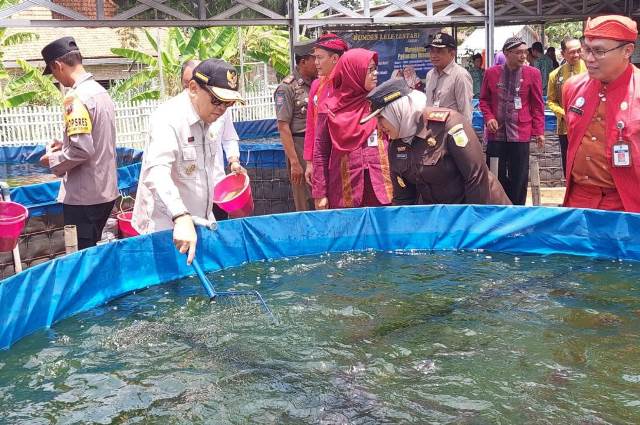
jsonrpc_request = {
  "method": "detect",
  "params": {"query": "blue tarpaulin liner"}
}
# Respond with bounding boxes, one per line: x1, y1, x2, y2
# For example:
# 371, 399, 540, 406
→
1, 205, 640, 350
471, 99, 557, 132
2, 146, 144, 217
234, 119, 279, 139
3, 141, 286, 217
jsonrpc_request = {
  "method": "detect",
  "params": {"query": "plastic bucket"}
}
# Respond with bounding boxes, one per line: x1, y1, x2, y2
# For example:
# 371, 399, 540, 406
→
0, 201, 29, 252
117, 211, 139, 238
213, 173, 254, 218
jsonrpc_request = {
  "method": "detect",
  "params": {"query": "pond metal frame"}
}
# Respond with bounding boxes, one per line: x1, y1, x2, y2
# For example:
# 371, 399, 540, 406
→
0, 0, 638, 67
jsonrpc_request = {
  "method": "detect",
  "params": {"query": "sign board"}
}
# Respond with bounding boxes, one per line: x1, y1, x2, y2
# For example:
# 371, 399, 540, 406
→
336, 29, 441, 84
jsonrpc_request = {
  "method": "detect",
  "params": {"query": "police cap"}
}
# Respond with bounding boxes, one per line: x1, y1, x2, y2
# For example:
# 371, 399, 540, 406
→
41, 36, 80, 75
294, 40, 315, 59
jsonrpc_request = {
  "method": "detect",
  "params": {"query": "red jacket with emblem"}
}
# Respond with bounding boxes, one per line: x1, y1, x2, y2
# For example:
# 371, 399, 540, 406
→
562, 64, 640, 212
479, 65, 545, 142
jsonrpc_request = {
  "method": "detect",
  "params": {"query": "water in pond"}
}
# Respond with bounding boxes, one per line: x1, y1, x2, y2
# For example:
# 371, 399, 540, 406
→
0, 162, 58, 186
0, 251, 638, 424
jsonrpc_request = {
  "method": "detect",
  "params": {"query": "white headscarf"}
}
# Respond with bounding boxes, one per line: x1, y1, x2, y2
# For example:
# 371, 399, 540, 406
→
380, 90, 427, 144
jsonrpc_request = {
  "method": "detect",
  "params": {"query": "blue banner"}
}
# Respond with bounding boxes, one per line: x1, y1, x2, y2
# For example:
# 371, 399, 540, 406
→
337, 29, 439, 83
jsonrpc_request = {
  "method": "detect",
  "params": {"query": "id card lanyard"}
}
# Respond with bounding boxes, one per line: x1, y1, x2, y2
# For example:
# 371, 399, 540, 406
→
611, 77, 635, 168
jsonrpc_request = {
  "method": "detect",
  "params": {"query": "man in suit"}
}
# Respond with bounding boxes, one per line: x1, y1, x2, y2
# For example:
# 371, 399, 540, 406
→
479, 37, 545, 205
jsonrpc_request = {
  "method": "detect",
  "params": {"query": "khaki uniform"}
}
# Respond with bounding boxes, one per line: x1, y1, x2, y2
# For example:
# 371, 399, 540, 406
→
424, 61, 474, 122
274, 69, 314, 211
389, 108, 511, 205
49, 73, 118, 205
47, 72, 119, 249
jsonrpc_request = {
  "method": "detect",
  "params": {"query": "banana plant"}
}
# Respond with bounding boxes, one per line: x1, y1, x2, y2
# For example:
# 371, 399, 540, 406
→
110, 26, 292, 101
0, 22, 41, 107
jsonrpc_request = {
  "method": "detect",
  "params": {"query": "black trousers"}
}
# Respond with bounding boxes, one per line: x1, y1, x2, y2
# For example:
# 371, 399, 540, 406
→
558, 134, 568, 178
486, 141, 530, 205
63, 200, 116, 250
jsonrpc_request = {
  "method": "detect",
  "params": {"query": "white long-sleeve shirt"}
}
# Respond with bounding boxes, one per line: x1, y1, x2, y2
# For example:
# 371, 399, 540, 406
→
132, 91, 220, 234
208, 109, 240, 185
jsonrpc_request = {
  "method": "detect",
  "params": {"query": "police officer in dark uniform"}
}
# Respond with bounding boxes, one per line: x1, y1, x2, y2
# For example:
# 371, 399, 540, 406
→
361, 79, 510, 206
274, 40, 318, 211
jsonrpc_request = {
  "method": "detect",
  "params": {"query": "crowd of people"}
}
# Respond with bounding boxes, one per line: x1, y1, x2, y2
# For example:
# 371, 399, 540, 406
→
35, 14, 640, 262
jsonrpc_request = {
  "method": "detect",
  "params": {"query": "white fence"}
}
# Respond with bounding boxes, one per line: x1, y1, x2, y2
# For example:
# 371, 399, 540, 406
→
0, 91, 277, 150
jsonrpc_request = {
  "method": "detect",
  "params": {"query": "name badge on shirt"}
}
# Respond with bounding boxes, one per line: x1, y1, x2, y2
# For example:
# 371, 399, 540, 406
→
514, 96, 522, 110
613, 121, 631, 168
613, 143, 631, 167
367, 129, 379, 147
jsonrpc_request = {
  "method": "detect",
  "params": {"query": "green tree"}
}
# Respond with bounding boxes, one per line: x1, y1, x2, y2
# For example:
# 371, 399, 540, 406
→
110, 26, 291, 101
545, 21, 583, 49
0, 0, 42, 107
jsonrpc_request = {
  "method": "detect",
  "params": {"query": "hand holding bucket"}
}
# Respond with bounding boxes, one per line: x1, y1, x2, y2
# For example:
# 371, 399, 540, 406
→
0, 201, 28, 252
212, 173, 254, 218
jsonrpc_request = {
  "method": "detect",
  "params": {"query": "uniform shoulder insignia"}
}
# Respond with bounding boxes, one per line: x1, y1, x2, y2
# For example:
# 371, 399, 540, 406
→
426, 109, 450, 122
282, 75, 295, 84
447, 123, 464, 136
448, 123, 469, 148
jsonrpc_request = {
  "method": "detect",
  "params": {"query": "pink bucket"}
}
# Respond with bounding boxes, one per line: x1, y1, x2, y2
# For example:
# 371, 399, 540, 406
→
117, 211, 139, 238
213, 173, 254, 218
0, 201, 29, 252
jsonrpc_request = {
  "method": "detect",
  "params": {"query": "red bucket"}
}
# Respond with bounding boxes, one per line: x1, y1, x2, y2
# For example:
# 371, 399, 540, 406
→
117, 211, 139, 238
213, 173, 254, 218
0, 201, 29, 252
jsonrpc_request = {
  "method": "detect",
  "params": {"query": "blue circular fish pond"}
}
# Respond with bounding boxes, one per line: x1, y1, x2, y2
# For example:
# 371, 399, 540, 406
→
0, 206, 639, 423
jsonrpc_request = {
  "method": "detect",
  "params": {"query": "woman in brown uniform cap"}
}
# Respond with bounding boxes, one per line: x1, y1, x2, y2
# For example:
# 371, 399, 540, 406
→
361, 79, 510, 206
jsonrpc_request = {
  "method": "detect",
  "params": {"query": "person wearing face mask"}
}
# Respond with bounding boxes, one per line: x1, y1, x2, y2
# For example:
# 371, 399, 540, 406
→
547, 37, 587, 175
361, 79, 510, 206
562, 15, 640, 212
132, 59, 245, 264
312, 48, 393, 209
302, 33, 348, 187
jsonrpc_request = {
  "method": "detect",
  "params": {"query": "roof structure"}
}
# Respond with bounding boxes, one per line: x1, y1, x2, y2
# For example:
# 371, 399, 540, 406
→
1, 0, 637, 67
2, 7, 163, 68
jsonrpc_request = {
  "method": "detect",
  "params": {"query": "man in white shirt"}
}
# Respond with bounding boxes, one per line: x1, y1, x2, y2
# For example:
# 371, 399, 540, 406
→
424, 32, 474, 121
181, 59, 245, 220
132, 59, 244, 264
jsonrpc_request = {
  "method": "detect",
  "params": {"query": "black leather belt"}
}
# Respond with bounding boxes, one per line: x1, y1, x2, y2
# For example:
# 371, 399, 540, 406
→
292, 132, 306, 137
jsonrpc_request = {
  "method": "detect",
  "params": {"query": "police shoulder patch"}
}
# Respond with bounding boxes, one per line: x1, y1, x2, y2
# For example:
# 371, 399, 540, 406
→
275, 90, 286, 111
426, 109, 450, 122
63, 93, 92, 137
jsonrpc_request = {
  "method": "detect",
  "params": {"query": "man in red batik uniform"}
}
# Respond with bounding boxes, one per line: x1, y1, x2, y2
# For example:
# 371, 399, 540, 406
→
563, 15, 640, 212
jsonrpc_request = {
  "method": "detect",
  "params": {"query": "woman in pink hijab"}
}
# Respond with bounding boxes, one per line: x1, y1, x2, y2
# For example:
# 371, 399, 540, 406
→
312, 48, 393, 209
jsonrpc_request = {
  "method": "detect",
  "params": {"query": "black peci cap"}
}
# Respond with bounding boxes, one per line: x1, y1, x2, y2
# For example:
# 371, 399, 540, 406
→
41, 36, 80, 75
191, 58, 245, 104
360, 79, 411, 124
294, 40, 315, 58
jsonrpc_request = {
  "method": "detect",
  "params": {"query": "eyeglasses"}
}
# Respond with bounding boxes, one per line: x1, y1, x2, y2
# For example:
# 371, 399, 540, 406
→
208, 92, 235, 108
581, 43, 629, 60
564, 48, 582, 56
367, 66, 377, 75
